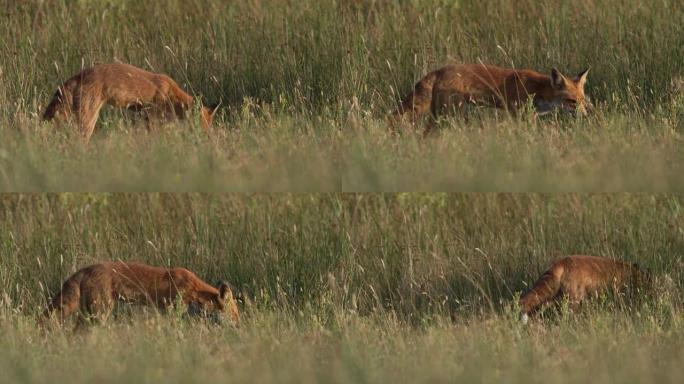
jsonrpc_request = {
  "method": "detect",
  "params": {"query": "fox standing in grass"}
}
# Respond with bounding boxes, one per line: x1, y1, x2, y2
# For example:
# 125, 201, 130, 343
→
394, 63, 590, 121
518, 255, 651, 323
42, 63, 219, 142
43, 261, 240, 327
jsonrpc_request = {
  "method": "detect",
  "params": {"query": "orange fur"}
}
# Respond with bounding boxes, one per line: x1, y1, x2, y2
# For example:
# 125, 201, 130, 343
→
519, 255, 651, 321
394, 63, 590, 121
42, 63, 218, 142
44, 261, 240, 327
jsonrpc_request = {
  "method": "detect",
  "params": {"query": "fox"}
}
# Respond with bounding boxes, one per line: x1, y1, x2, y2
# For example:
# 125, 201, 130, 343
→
393, 63, 590, 121
43, 261, 240, 327
42, 62, 219, 142
518, 255, 651, 324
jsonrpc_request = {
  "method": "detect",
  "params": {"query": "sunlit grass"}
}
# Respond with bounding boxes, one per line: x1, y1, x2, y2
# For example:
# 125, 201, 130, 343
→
0, 193, 683, 382
1, 1, 683, 191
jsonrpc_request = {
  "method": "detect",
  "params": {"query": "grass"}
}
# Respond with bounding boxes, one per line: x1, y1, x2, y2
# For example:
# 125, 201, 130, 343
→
2, 0, 684, 381
0, 194, 683, 382
1, 0, 684, 190
3, 311, 684, 384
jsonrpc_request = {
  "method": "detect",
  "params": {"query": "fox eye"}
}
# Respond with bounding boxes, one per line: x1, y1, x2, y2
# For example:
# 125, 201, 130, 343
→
565, 99, 577, 104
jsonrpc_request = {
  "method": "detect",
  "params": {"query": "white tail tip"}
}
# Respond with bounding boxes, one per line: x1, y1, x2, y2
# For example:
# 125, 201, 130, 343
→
520, 313, 529, 325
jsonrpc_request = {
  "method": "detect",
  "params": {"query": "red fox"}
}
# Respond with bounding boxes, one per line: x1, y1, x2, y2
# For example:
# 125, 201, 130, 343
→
394, 63, 590, 120
42, 63, 219, 142
518, 255, 651, 323
43, 261, 240, 327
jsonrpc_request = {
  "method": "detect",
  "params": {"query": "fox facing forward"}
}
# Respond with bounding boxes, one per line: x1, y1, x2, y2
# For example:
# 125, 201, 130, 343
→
42, 63, 218, 142
394, 63, 590, 120
43, 261, 240, 327
519, 255, 651, 323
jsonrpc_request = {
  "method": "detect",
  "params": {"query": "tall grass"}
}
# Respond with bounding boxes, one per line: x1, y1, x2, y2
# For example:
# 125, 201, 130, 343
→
0, 193, 683, 383
2, 311, 684, 384
1, 193, 681, 317
4, 0, 683, 110
1, 0, 684, 191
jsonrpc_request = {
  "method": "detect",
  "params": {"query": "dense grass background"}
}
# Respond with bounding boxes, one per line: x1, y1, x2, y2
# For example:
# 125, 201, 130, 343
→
1, 194, 682, 317
0, 193, 682, 383
1, 0, 684, 190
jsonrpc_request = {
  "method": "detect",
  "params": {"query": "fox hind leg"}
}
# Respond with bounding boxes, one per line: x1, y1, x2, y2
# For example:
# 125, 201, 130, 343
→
79, 287, 114, 325
425, 90, 468, 136
73, 91, 105, 142
564, 288, 586, 313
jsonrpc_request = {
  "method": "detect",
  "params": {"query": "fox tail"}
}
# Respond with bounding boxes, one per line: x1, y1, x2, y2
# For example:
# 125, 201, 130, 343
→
518, 264, 563, 323
393, 71, 438, 119
43, 271, 84, 322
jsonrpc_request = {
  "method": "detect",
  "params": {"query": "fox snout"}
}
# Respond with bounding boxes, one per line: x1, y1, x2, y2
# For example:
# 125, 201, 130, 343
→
548, 100, 591, 117
186, 302, 239, 328
581, 97, 595, 115
563, 104, 582, 117
209, 309, 240, 328
566, 102, 590, 117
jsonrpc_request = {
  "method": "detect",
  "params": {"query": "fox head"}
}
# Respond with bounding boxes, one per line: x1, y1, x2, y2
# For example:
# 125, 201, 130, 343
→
537, 67, 590, 116
188, 281, 241, 327
215, 281, 241, 327
199, 102, 221, 129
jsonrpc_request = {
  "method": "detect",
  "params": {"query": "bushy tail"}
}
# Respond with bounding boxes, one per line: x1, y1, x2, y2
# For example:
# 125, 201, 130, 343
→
518, 265, 563, 321
393, 71, 438, 119
43, 271, 83, 322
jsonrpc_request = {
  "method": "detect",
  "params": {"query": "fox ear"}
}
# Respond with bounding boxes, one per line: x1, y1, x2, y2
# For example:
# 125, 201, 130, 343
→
575, 67, 590, 87
209, 100, 221, 116
550, 68, 565, 89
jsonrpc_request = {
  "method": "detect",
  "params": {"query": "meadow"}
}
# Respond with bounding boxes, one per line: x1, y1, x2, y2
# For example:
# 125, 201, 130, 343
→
0, 193, 682, 382
2, 0, 684, 382
1, 0, 684, 191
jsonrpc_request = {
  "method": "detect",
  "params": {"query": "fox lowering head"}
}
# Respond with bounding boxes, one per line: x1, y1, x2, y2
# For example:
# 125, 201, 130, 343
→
536, 68, 590, 116
189, 281, 241, 327
199, 102, 220, 130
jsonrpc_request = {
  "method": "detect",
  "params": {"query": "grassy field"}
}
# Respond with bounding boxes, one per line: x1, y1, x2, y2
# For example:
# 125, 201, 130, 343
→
2, 0, 684, 381
1, 0, 684, 191
0, 193, 682, 382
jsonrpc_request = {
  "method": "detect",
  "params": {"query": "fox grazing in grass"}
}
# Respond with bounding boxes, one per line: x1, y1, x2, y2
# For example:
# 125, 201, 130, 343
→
43, 261, 240, 327
394, 63, 590, 121
518, 255, 651, 324
42, 63, 219, 142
